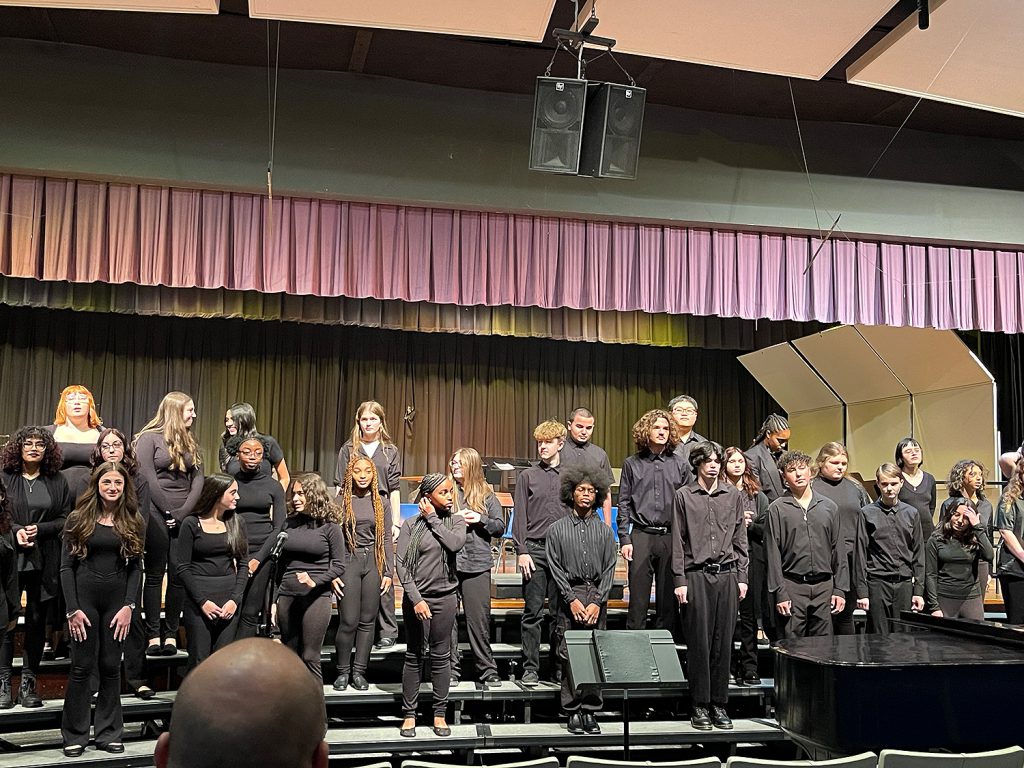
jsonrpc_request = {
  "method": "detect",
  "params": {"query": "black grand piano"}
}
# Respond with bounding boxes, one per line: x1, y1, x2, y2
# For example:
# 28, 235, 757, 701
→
774, 613, 1024, 758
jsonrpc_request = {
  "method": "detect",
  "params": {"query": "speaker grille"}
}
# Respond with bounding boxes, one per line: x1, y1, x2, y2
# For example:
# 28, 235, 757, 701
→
579, 82, 646, 180
529, 77, 587, 174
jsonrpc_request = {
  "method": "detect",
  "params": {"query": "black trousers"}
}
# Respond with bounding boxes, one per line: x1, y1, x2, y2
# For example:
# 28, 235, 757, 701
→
1001, 576, 1024, 624
378, 579, 399, 642
626, 530, 678, 636
556, 585, 606, 712
143, 517, 184, 641
865, 576, 913, 635
278, 591, 334, 682
336, 547, 382, 676
681, 570, 737, 707
451, 569, 497, 679
733, 590, 758, 678
0, 571, 48, 677
233, 557, 274, 641
121, 579, 147, 689
61, 572, 127, 748
182, 574, 237, 671
937, 595, 984, 620
401, 591, 457, 718
777, 578, 834, 639
521, 540, 559, 675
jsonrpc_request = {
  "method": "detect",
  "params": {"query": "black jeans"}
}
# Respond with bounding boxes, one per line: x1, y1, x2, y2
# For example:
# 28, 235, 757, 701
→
521, 540, 559, 675
401, 592, 457, 718
278, 591, 334, 682
451, 569, 497, 679
61, 572, 127, 748
336, 547, 382, 676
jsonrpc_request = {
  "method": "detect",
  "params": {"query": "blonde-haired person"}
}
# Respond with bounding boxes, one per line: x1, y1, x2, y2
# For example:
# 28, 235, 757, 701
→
46, 385, 103, 502
995, 457, 1024, 624
60, 462, 145, 757
854, 464, 924, 634
810, 442, 869, 635
449, 448, 505, 686
332, 457, 393, 691
941, 459, 994, 597
134, 391, 203, 657
334, 401, 402, 648
511, 419, 568, 686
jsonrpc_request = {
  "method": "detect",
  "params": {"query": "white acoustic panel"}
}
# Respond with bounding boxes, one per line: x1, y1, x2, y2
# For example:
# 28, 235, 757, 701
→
856, 323, 993, 393
913, 384, 998, 481
249, 0, 556, 42
738, 343, 840, 414
848, 0, 1024, 118
789, 406, 845, 459
847, 397, 912, 478
794, 325, 909, 404
0, 0, 217, 10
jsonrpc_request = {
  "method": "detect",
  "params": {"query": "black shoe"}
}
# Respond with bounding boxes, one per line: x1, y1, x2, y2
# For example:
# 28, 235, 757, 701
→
350, 672, 369, 691
161, 640, 178, 656
582, 712, 601, 734
432, 725, 452, 737
521, 670, 540, 687
0, 677, 13, 709
332, 674, 349, 691
19, 675, 42, 708
63, 745, 85, 758
400, 725, 416, 738
481, 673, 502, 687
567, 712, 585, 734
374, 637, 397, 649
100, 743, 125, 754
711, 705, 733, 730
742, 672, 762, 686
135, 685, 155, 700
690, 706, 713, 731
146, 642, 163, 657
450, 674, 461, 686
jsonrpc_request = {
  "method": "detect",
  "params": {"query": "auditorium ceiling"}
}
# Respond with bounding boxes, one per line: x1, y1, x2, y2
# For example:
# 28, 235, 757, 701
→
0, 0, 1022, 137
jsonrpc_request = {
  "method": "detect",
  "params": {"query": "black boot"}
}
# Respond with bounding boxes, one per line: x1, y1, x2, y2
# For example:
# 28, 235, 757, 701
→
0, 675, 14, 709
20, 673, 43, 708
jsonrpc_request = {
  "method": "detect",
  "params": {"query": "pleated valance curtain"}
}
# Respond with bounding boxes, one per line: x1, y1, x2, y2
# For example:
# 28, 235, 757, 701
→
3, 173, 1022, 333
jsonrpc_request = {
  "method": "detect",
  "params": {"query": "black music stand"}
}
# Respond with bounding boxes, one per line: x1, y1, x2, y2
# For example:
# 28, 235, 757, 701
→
564, 629, 685, 758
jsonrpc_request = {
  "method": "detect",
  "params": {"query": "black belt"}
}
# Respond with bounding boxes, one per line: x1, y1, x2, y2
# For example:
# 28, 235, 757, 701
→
783, 572, 832, 585
633, 523, 671, 535
868, 573, 911, 584
685, 561, 735, 574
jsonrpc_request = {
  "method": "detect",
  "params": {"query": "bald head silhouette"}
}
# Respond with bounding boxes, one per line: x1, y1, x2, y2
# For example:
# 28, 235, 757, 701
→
155, 638, 328, 768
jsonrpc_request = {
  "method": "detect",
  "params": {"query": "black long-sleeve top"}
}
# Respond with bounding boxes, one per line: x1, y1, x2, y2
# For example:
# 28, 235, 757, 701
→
745, 490, 770, 553
134, 432, 203, 522
60, 523, 142, 614
559, 439, 615, 488
395, 512, 467, 604
0, 532, 20, 630
616, 448, 693, 546
765, 494, 848, 602
746, 442, 785, 502
511, 462, 564, 552
996, 493, 1024, 579
454, 486, 506, 574
233, 467, 286, 562
855, 499, 925, 598
4, 470, 71, 601
899, 471, 937, 539
924, 528, 994, 612
334, 440, 401, 495
277, 516, 344, 598
940, 496, 994, 564
675, 431, 708, 467
341, 492, 394, 579
175, 516, 248, 605
811, 475, 870, 569
671, 481, 749, 587
546, 509, 617, 606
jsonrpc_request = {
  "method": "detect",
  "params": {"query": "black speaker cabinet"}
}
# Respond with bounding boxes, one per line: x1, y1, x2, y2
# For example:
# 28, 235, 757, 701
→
529, 77, 588, 174
579, 82, 646, 180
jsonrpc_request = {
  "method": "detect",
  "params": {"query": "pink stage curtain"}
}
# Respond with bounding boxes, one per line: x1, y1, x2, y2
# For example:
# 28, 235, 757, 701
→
1, 173, 1021, 333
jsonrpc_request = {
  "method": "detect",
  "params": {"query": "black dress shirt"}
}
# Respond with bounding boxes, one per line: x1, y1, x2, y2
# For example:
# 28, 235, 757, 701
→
616, 448, 693, 546
675, 430, 707, 466
765, 494, 848, 602
559, 439, 615, 488
546, 509, 617, 606
855, 499, 925, 598
746, 442, 785, 502
511, 462, 565, 552
671, 481, 748, 587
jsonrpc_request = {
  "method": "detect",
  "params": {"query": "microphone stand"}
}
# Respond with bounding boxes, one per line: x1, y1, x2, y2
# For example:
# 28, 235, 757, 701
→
260, 546, 284, 639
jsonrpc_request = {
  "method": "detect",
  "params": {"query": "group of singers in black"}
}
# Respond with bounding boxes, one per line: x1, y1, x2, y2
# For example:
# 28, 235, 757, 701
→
1, 386, 1023, 752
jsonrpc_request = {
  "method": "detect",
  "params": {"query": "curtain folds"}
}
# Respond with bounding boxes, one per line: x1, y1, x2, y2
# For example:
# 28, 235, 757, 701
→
2, 173, 1021, 333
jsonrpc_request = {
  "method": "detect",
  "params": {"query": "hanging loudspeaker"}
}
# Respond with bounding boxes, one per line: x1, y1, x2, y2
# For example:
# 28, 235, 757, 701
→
529, 77, 588, 174
579, 82, 646, 180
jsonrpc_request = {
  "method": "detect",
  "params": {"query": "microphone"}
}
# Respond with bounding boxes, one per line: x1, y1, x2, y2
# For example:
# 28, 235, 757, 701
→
269, 530, 288, 560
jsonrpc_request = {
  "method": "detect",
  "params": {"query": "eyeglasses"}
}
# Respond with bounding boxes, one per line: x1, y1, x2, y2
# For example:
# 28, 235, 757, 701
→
101, 441, 124, 450
239, 449, 264, 457
23, 440, 46, 449
672, 408, 698, 416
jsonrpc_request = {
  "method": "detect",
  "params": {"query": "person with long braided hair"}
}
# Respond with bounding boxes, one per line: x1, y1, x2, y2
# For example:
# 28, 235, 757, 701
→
60, 462, 145, 756
332, 457, 393, 691
746, 414, 790, 502
395, 473, 466, 738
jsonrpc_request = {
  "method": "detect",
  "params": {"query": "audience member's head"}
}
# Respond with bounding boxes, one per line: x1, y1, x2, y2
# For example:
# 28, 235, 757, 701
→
154, 638, 327, 768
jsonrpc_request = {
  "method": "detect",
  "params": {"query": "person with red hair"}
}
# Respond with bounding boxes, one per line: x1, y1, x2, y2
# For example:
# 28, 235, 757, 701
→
46, 385, 103, 503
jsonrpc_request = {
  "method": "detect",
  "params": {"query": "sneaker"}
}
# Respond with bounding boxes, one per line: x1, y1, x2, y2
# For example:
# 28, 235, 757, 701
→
0, 676, 14, 709
19, 674, 43, 708
520, 670, 540, 687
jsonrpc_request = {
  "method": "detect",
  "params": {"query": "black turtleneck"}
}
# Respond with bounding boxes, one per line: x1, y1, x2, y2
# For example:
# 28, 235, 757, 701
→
233, 466, 286, 562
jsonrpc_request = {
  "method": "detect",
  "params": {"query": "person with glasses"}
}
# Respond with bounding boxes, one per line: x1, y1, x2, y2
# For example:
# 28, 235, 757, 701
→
448, 448, 505, 686
0, 427, 72, 708
668, 395, 707, 465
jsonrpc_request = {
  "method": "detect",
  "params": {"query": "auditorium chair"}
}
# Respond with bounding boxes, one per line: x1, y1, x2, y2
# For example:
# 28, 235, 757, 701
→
878, 746, 1024, 768
568, 756, 723, 768
403, 758, 559, 768
725, 753, 878, 768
